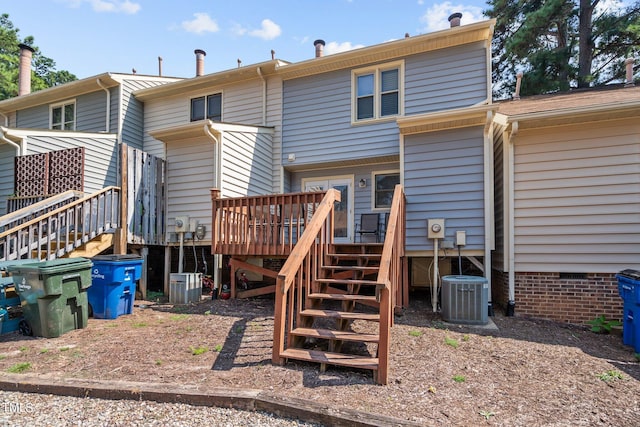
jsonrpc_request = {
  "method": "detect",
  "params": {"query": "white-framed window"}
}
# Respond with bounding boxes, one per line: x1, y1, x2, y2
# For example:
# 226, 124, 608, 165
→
352, 61, 403, 123
50, 100, 76, 130
372, 170, 400, 209
190, 93, 222, 122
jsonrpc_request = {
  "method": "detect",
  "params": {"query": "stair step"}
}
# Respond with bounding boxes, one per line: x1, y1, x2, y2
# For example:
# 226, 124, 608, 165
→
330, 253, 381, 260
281, 348, 379, 370
316, 278, 380, 286
308, 292, 377, 302
300, 309, 380, 321
290, 327, 379, 343
322, 265, 379, 272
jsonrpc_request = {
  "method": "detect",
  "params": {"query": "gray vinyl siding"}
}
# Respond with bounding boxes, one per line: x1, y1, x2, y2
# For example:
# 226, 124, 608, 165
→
513, 119, 640, 273
143, 77, 281, 166
76, 90, 112, 133
166, 136, 216, 240
404, 127, 486, 253
15, 104, 49, 129
283, 70, 399, 166
221, 129, 274, 198
0, 144, 16, 215
492, 127, 505, 271
23, 134, 118, 193
404, 42, 488, 114
121, 78, 173, 149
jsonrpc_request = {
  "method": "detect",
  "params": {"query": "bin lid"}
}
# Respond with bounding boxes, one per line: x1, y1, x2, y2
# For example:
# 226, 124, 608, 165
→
92, 254, 143, 262
617, 269, 640, 280
8, 257, 92, 274
0, 259, 40, 271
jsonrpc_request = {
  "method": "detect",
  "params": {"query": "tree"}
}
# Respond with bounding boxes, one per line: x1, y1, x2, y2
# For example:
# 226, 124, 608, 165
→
0, 14, 77, 100
485, 0, 640, 99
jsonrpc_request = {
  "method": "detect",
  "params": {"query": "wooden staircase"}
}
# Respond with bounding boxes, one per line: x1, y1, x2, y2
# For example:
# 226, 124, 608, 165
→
282, 243, 384, 375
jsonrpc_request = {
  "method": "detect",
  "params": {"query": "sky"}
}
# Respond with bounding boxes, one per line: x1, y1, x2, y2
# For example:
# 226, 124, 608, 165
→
3, 0, 491, 79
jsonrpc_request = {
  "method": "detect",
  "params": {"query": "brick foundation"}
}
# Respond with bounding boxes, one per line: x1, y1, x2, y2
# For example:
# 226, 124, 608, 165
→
490, 270, 623, 325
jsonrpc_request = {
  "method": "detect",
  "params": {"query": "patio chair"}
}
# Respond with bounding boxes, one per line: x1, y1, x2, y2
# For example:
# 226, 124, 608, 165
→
356, 213, 380, 243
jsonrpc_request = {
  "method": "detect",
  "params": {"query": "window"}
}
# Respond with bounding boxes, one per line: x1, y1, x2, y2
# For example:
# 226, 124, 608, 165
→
353, 62, 402, 122
373, 171, 400, 209
50, 100, 75, 130
190, 93, 222, 122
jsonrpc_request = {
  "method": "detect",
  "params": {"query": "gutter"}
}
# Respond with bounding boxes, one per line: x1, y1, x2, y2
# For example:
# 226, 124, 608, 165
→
0, 126, 24, 155
256, 67, 267, 126
96, 77, 111, 133
507, 121, 518, 315
483, 110, 494, 311
204, 122, 223, 294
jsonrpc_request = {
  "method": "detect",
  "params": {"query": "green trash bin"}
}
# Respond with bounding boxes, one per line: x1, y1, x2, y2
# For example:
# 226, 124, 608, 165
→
8, 257, 93, 338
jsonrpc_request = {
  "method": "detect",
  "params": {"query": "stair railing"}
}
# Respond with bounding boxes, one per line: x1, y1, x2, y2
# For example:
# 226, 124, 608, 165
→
374, 184, 405, 385
272, 189, 340, 365
1, 190, 85, 231
0, 186, 120, 261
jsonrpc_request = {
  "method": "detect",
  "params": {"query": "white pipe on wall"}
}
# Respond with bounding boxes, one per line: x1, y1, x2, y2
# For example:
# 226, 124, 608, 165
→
96, 78, 111, 133
432, 238, 439, 312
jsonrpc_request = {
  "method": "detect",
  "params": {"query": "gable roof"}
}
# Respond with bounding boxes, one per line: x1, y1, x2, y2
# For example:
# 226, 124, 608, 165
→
494, 85, 640, 130
0, 73, 182, 115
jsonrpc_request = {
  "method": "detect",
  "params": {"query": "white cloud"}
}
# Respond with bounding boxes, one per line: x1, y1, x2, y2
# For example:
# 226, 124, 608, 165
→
60, 0, 140, 13
420, 2, 484, 32
182, 13, 220, 35
248, 19, 282, 40
324, 41, 365, 55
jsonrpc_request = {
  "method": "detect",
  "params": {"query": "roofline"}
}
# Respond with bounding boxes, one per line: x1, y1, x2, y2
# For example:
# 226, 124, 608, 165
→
134, 60, 287, 101
278, 19, 496, 80
397, 103, 497, 135
149, 120, 274, 142
495, 98, 640, 130
0, 72, 181, 114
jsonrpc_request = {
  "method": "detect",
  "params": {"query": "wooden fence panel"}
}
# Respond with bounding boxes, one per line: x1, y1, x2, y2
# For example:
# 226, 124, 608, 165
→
127, 146, 165, 245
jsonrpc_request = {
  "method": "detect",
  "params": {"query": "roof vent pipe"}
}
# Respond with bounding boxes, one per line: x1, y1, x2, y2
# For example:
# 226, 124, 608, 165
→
271, 49, 275, 60
513, 72, 523, 100
194, 49, 206, 76
18, 44, 35, 96
448, 12, 462, 28
314, 39, 325, 58
158, 56, 163, 76
625, 57, 635, 87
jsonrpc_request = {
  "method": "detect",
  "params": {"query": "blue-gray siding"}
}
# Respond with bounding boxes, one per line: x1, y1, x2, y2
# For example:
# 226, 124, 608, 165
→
404, 127, 486, 253
222, 130, 274, 198
282, 42, 488, 167
0, 144, 16, 215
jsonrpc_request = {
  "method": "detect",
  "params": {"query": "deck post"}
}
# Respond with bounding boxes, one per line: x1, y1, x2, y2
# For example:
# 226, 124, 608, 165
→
114, 143, 128, 254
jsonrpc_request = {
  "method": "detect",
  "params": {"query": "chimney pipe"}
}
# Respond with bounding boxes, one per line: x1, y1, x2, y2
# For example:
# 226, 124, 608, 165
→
448, 12, 462, 28
314, 39, 325, 58
194, 49, 206, 77
18, 43, 35, 96
625, 57, 635, 87
158, 56, 163, 76
271, 49, 275, 60
513, 72, 523, 100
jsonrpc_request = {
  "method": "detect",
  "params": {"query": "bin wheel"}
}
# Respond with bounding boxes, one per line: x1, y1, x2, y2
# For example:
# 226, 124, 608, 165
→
18, 320, 32, 336
88, 303, 93, 318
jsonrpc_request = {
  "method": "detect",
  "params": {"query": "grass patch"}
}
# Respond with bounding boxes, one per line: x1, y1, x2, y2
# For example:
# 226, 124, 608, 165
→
155, 359, 162, 366
598, 370, 623, 383
132, 322, 147, 328
190, 346, 208, 356
39, 348, 49, 354
204, 310, 211, 316
462, 334, 470, 342
170, 314, 189, 321
452, 375, 466, 383
0, 355, 6, 360
19, 346, 28, 352
408, 330, 422, 337
59, 347, 70, 352
213, 344, 223, 352
7, 362, 31, 373
479, 410, 495, 420
444, 336, 459, 349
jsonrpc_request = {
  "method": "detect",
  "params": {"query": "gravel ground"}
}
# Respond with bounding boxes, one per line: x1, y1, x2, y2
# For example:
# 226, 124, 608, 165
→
0, 390, 321, 427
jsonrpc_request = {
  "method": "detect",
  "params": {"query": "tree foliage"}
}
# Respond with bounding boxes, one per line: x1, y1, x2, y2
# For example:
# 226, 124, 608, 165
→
0, 14, 77, 101
485, 0, 640, 99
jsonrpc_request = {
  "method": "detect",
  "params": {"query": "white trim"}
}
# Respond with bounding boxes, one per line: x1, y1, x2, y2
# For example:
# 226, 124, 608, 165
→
370, 169, 400, 211
351, 60, 404, 125
49, 98, 76, 131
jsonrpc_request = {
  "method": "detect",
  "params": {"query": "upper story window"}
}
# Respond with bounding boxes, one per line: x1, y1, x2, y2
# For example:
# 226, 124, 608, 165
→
190, 93, 222, 122
50, 100, 75, 130
353, 61, 403, 123
373, 170, 400, 209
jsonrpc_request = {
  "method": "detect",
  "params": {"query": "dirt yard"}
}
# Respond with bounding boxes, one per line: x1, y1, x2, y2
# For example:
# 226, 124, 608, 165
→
0, 294, 639, 426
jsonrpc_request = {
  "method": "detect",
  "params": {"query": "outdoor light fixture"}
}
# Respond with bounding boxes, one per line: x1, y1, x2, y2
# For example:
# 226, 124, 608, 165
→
359, 178, 366, 188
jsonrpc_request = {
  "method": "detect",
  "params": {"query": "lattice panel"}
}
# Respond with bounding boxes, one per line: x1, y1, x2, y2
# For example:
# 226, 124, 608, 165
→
14, 147, 84, 196
14, 153, 48, 196
48, 147, 84, 194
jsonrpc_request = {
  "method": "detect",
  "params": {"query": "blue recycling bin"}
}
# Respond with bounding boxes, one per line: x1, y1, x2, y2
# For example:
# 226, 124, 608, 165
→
88, 255, 143, 319
616, 269, 640, 352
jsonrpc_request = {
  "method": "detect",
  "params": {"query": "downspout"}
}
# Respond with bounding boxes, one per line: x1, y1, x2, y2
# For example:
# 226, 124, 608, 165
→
96, 78, 111, 133
0, 112, 8, 127
507, 121, 518, 316
0, 127, 24, 155
256, 67, 267, 126
204, 122, 222, 295
483, 111, 494, 313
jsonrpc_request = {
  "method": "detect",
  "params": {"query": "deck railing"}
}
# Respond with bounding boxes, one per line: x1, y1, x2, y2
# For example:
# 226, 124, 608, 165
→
0, 186, 120, 261
373, 184, 405, 384
2, 190, 85, 231
271, 189, 340, 365
210, 190, 329, 256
